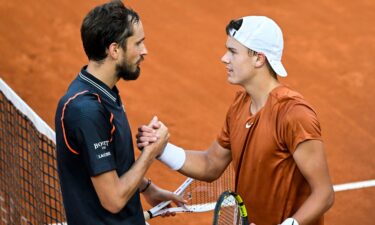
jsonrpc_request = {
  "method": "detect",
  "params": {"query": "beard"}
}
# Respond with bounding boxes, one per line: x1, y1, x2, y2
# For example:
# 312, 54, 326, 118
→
116, 58, 142, 81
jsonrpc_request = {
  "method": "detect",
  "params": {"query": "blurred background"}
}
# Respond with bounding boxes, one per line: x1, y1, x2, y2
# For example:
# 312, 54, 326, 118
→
0, 0, 374, 224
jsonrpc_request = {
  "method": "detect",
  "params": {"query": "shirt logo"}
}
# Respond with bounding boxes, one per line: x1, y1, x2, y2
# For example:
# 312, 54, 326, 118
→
97, 152, 111, 159
93, 140, 111, 159
245, 122, 253, 129
93, 140, 109, 150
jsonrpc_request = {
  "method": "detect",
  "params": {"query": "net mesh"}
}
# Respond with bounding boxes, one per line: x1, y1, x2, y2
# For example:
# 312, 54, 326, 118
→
0, 80, 66, 225
183, 164, 235, 209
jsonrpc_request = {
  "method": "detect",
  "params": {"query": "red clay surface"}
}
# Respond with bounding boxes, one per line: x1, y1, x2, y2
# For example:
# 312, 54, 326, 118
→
1, 0, 374, 224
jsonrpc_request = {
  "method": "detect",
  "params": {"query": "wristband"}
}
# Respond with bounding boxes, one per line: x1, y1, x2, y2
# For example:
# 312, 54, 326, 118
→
157, 143, 186, 170
140, 178, 151, 193
281, 218, 299, 225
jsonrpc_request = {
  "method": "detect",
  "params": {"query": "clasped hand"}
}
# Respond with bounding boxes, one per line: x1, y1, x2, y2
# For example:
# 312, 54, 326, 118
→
136, 116, 167, 157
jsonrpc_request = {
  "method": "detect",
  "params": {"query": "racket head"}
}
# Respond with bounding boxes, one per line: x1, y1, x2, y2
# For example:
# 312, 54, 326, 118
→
212, 191, 249, 225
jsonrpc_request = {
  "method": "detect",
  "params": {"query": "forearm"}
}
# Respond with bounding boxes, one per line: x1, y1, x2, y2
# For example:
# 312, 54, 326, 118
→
137, 123, 231, 181
148, 142, 222, 181
117, 150, 156, 204
93, 149, 158, 213
171, 141, 231, 182
292, 187, 334, 225
179, 150, 224, 182
155, 142, 211, 179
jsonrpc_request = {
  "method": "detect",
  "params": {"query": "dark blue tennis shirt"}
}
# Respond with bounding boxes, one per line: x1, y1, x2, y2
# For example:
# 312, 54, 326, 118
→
55, 67, 145, 225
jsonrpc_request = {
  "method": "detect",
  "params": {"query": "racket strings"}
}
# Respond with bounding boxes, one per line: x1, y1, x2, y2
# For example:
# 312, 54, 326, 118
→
216, 195, 242, 225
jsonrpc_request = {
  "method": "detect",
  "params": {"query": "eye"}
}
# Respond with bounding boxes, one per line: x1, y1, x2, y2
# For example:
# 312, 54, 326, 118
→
228, 48, 237, 55
136, 38, 145, 47
228, 51, 236, 57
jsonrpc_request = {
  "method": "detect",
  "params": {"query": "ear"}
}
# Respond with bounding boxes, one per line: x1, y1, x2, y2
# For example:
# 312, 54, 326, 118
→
107, 42, 121, 60
255, 53, 267, 68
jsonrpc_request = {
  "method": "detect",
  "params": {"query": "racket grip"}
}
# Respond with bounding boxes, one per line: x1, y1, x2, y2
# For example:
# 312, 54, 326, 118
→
143, 210, 152, 221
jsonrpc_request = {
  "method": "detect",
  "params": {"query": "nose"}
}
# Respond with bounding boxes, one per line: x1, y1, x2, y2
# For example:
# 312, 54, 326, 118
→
141, 44, 148, 56
221, 52, 229, 64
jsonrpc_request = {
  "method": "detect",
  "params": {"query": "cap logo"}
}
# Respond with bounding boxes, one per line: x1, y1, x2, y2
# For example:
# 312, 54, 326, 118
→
229, 28, 237, 37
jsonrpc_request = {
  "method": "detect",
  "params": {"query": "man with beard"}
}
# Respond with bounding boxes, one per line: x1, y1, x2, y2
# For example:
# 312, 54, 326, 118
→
54, 1, 183, 225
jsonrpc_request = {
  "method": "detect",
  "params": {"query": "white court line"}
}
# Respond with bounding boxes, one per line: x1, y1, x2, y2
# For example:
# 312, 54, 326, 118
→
46, 179, 374, 225
333, 179, 375, 192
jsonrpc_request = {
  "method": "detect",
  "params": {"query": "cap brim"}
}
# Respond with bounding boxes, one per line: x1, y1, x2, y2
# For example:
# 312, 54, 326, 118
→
268, 59, 287, 77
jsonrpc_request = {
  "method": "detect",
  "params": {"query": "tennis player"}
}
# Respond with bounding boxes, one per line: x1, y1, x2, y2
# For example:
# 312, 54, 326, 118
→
138, 16, 335, 225
55, 1, 184, 225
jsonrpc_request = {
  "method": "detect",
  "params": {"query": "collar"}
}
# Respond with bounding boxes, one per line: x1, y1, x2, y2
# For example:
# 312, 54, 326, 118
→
79, 66, 118, 102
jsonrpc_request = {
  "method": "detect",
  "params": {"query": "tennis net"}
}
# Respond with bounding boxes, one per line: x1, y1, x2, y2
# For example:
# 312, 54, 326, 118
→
0, 79, 66, 225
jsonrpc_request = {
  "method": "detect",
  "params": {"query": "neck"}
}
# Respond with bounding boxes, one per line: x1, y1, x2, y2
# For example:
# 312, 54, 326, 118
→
244, 73, 280, 114
86, 61, 119, 89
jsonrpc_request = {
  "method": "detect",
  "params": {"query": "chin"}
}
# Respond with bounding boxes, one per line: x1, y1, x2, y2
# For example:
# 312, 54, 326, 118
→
227, 77, 236, 84
227, 79, 243, 87
117, 67, 141, 81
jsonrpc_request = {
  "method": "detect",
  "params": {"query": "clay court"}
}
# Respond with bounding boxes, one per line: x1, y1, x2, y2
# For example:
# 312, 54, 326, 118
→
0, 0, 374, 224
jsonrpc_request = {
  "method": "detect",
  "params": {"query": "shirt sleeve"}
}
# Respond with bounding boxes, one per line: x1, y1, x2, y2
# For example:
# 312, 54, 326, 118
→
217, 107, 232, 150
64, 95, 116, 176
281, 103, 322, 154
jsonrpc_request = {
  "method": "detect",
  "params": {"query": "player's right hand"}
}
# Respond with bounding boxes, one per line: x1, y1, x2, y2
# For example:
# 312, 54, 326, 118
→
136, 116, 161, 149
142, 121, 169, 158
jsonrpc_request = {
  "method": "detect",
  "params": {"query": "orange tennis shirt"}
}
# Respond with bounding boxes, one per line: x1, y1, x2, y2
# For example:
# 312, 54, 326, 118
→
217, 85, 323, 225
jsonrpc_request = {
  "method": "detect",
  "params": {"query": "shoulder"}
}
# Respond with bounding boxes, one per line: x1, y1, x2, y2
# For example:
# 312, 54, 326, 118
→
271, 85, 304, 103
272, 86, 316, 113
62, 91, 108, 122
269, 86, 319, 125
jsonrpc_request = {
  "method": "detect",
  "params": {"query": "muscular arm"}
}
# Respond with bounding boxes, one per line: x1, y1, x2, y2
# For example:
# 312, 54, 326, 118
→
91, 125, 169, 214
291, 140, 334, 225
179, 140, 232, 182
136, 121, 232, 182
91, 150, 155, 213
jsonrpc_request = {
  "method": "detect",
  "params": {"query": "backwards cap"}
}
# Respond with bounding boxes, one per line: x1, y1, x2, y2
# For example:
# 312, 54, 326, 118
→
228, 16, 287, 77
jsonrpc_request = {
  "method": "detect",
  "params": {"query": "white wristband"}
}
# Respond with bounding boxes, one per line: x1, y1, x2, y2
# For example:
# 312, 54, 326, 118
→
157, 143, 186, 170
281, 218, 299, 225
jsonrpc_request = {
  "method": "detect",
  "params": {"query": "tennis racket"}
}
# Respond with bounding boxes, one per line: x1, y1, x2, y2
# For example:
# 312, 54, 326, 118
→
144, 164, 235, 221
212, 191, 249, 225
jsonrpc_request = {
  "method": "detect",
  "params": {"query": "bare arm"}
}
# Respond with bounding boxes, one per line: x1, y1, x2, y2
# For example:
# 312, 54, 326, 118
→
179, 140, 232, 182
291, 140, 334, 225
137, 121, 232, 182
91, 123, 170, 213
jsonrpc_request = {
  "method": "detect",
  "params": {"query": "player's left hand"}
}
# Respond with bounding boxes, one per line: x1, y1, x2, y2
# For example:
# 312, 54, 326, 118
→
142, 181, 186, 217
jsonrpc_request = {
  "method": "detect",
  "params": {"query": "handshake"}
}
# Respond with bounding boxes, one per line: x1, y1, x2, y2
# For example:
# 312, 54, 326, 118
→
136, 116, 186, 170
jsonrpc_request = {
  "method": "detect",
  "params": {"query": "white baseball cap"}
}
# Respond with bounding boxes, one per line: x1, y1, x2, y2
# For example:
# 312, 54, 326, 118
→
228, 16, 287, 77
